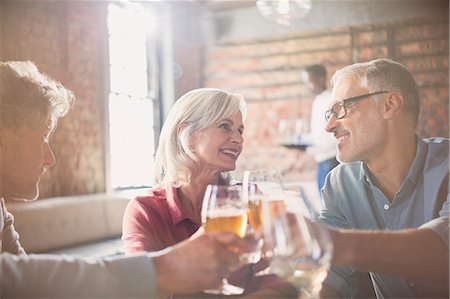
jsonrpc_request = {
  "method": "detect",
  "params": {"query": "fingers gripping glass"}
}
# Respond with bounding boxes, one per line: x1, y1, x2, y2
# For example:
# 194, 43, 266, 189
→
324, 91, 390, 121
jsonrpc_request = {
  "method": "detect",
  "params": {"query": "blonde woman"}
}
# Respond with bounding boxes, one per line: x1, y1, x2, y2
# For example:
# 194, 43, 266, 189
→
122, 88, 246, 252
122, 88, 296, 297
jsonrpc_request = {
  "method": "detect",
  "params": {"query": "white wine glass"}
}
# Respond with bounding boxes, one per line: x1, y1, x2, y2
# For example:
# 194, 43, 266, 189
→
201, 185, 247, 295
262, 189, 333, 298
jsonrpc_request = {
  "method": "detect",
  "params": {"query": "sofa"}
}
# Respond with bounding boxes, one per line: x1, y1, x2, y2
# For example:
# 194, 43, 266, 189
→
7, 192, 130, 257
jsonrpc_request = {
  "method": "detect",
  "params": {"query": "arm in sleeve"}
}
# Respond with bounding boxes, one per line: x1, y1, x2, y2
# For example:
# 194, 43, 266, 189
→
1, 252, 157, 298
122, 198, 160, 254
420, 217, 449, 248
319, 171, 355, 297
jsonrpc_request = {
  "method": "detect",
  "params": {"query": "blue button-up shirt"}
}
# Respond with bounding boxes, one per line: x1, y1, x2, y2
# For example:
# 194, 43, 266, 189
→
320, 137, 449, 298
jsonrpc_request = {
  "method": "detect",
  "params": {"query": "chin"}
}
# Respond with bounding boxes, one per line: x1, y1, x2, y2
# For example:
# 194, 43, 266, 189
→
15, 189, 39, 202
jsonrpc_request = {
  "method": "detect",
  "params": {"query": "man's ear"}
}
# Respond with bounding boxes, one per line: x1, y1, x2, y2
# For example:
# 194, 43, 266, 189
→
383, 91, 404, 120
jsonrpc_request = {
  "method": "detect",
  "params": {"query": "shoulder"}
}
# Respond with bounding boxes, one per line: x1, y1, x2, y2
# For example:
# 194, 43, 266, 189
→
327, 162, 363, 184
322, 162, 364, 201
422, 137, 449, 173
423, 137, 449, 157
126, 186, 171, 215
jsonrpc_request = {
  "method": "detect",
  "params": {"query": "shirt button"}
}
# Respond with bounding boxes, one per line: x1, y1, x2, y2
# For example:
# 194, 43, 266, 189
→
383, 204, 389, 210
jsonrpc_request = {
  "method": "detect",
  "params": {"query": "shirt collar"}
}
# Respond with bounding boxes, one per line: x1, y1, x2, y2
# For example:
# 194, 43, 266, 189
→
406, 136, 427, 185
165, 186, 190, 226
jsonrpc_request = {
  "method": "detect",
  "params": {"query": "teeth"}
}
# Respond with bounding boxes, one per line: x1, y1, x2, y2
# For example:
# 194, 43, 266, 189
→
337, 134, 348, 144
221, 149, 238, 157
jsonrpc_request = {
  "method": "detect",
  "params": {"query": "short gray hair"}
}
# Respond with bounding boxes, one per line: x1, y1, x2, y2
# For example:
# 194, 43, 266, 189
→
155, 88, 247, 187
331, 58, 420, 127
0, 61, 74, 128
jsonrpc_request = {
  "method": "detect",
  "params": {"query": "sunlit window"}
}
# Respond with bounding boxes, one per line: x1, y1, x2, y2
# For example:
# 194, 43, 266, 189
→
107, 3, 157, 190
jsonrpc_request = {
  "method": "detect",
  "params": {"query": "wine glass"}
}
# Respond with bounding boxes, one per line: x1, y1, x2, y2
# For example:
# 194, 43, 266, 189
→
201, 185, 248, 295
242, 170, 286, 264
262, 188, 333, 298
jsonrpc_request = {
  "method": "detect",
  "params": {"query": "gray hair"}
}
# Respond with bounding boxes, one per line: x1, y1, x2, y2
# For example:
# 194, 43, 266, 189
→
0, 61, 74, 128
331, 58, 420, 127
155, 88, 247, 187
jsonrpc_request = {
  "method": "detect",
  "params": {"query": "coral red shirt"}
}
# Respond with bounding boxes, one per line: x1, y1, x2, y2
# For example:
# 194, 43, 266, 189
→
122, 185, 298, 297
122, 186, 201, 253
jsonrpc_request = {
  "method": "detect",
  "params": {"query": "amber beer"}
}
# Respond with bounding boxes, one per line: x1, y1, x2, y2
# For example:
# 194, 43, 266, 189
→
205, 210, 248, 238
247, 198, 286, 232
247, 200, 262, 230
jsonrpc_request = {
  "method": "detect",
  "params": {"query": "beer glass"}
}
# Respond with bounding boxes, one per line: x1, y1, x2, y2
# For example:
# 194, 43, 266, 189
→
262, 188, 333, 298
243, 170, 286, 263
201, 185, 247, 295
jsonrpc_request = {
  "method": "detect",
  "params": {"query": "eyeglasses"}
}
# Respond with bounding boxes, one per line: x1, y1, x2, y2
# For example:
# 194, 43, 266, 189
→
324, 91, 390, 121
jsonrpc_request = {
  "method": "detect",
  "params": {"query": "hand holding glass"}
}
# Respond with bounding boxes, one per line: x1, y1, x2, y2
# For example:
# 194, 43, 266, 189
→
201, 185, 247, 295
262, 189, 333, 298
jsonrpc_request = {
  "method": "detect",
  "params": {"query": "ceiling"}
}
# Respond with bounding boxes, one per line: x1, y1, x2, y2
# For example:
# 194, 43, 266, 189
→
193, 0, 255, 11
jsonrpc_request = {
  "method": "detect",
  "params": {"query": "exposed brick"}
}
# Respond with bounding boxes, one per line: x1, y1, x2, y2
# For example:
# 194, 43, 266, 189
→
396, 39, 449, 57
205, 32, 351, 61
418, 87, 449, 137
289, 49, 352, 67
353, 29, 388, 46
357, 46, 389, 61
399, 55, 449, 72
205, 41, 286, 60
204, 54, 291, 74
204, 70, 302, 88
414, 71, 449, 88
395, 23, 449, 42
283, 34, 351, 52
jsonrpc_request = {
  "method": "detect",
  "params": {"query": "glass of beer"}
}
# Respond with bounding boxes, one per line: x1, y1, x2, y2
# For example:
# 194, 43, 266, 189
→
201, 185, 248, 295
262, 190, 333, 298
243, 171, 286, 240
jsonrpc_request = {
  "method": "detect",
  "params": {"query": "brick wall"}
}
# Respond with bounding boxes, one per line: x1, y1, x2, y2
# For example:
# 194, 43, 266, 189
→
202, 18, 449, 179
0, 2, 108, 197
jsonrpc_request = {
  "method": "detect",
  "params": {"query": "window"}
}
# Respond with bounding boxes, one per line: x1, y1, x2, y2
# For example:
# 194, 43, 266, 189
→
107, 3, 158, 190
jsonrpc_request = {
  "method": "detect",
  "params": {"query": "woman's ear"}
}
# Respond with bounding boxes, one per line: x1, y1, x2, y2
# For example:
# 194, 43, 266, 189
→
177, 123, 187, 136
383, 91, 404, 120
178, 123, 197, 152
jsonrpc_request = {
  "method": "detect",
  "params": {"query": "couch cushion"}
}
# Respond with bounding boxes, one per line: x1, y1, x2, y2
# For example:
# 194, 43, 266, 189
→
6, 193, 129, 253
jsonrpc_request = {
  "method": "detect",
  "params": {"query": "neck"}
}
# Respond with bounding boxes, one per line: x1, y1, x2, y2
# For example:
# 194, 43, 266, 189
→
365, 132, 417, 201
178, 171, 221, 224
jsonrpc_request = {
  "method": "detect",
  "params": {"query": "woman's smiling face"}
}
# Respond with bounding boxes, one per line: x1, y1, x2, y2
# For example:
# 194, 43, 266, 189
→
192, 111, 244, 174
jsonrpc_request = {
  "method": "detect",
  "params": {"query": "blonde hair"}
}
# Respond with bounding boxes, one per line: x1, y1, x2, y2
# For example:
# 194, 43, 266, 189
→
0, 61, 74, 128
155, 88, 247, 187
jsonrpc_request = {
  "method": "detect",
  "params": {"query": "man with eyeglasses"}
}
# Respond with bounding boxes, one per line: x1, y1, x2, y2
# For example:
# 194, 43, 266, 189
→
317, 58, 449, 298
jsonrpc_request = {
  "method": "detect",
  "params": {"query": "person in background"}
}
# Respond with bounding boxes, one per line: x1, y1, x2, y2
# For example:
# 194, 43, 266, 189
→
0, 61, 249, 298
318, 58, 448, 298
303, 64, 339, 192
122, 88, 297, 297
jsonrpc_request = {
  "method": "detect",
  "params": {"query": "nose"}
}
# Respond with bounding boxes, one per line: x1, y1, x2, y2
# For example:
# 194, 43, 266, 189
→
44, 143, 56, 168
325, 114, 338, 133
231, 131, 244, 145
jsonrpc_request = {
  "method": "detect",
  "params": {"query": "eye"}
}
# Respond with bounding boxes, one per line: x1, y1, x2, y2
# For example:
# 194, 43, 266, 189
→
333, 102, 344, 112
238, 127, 244, 135
218, 123, 231, 131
